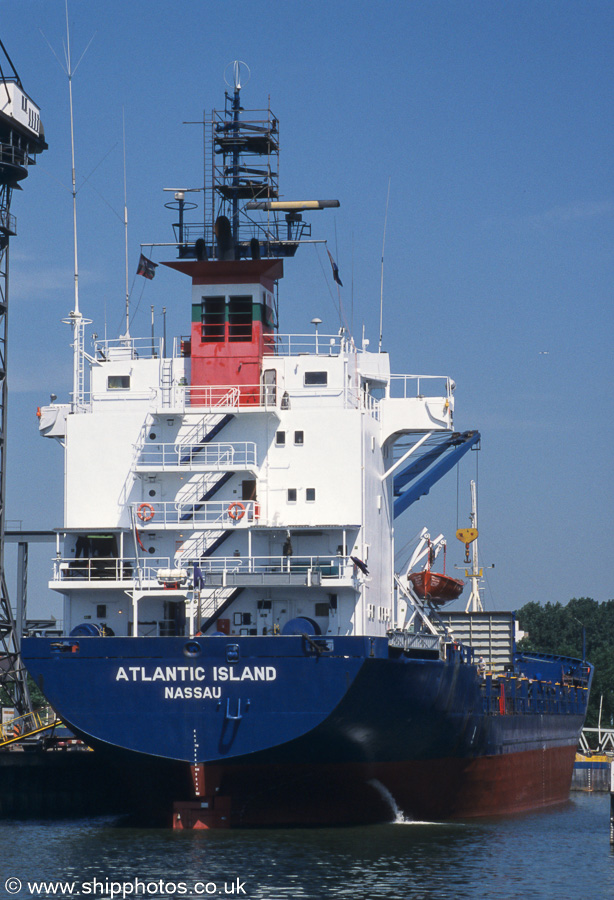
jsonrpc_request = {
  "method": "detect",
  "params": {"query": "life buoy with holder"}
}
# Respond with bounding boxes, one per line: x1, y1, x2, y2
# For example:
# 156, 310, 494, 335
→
228, 502, 246, 521
137, 503, 155, 522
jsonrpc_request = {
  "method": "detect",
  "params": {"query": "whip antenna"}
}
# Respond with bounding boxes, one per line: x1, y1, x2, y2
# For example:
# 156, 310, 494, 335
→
122, 108, 130, 337
378, 177, 391, 353
58, 0, 93, 411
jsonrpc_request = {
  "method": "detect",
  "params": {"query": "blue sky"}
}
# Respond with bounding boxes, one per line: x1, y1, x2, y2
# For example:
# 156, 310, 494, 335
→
2, 0, 613, 621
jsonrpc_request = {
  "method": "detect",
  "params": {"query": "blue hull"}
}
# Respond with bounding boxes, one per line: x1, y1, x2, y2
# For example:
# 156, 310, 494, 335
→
22, 635, 590, 825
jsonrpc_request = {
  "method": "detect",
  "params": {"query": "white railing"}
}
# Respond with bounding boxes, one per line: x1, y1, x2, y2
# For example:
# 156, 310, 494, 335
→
51, 554, 355, 584
87, 382, 380, 418
357, 389, 380, 419
195, 555, 354, 578
135, 441, 257, 470
263, 333, 347, 357
185, 385, 243, 407
53, 556, 172, 584
94, 336, 165, 360
388, 375, 454, 400
133, 499, 260, 528
170, 384, 274, 411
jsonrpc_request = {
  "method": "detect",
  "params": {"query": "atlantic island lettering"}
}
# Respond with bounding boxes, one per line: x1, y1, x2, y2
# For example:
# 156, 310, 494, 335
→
114, 665, 277, 700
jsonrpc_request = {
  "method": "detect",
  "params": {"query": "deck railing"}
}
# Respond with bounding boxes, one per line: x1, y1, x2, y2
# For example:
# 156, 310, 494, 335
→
135, 441, 257, 470
133, 499, 260, 527
263, 333, 347, 356
52, 554, 355, 584
94, 336, 165, 360
388, 374, 454, 399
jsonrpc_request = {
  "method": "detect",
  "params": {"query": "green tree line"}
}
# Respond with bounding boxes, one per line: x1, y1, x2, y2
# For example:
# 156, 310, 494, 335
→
516, 597, 614, 729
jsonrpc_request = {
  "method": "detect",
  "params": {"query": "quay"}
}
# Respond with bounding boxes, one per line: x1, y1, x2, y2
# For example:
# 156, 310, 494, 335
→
572, 726, 614, 793
0, 750, 129, 818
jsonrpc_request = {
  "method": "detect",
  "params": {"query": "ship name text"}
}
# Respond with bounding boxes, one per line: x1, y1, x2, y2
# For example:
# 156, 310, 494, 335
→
114, 665, 277, 683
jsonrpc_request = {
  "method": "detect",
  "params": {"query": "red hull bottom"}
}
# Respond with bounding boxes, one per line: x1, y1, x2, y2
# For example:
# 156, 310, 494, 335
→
172, 744, 577, 828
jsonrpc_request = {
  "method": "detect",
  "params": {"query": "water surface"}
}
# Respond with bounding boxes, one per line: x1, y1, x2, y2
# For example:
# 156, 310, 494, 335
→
1, 794, 612, 899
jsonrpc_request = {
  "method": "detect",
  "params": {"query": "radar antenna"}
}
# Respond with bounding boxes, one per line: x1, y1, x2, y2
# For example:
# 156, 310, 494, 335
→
159, 65, 339, 264
224, 60, 250, 92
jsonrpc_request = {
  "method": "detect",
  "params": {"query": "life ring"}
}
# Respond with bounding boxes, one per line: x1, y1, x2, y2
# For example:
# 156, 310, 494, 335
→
137, 503, 155, 522
228, 502, 246, 521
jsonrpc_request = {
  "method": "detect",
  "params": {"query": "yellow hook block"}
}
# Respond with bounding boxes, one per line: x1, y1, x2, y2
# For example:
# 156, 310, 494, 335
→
456, 528, 478, 544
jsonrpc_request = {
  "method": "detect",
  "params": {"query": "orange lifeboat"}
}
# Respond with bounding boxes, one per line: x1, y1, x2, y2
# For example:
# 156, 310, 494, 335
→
407, 570, 465, 605
408, 540, 464, 606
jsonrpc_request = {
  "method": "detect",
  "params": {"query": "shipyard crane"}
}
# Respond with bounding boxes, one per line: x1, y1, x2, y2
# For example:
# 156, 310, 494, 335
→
0, 40, 47, 715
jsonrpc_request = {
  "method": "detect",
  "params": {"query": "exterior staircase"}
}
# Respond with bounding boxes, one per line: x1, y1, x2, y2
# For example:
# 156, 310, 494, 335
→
175, 529, 232, 564
0, 706, 59, 748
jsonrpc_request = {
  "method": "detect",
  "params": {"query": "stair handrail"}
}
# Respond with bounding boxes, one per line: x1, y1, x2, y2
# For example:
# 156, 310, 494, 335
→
0, 706, 59, 747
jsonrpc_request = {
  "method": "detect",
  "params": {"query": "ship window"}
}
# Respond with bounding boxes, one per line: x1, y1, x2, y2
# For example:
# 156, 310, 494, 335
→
97, 605, 107, 618
228, 295, 253, 342
107, 375, 130, 390
304, 371, 328, 386
306, 488, 316, 502
287, 488, 297, 502
201, 296, 225, 342
294, 431, 304, 445
315, 603, 329, 617
275, 430, 285, 446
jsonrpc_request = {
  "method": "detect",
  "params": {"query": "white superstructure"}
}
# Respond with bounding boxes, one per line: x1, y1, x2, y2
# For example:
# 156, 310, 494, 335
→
39, 330, 454, 641
37, 75, 461, 645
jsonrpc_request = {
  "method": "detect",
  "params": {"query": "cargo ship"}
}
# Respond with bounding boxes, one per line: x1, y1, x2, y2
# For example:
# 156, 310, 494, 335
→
22, 65, 592, 828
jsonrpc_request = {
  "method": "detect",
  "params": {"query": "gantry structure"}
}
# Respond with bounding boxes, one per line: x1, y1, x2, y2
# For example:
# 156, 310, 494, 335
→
0, 40, 47, 713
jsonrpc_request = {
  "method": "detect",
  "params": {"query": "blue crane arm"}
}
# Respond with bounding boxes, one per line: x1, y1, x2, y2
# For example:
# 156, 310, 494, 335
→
393, 441, 454, 493
393, 430, 480, 518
